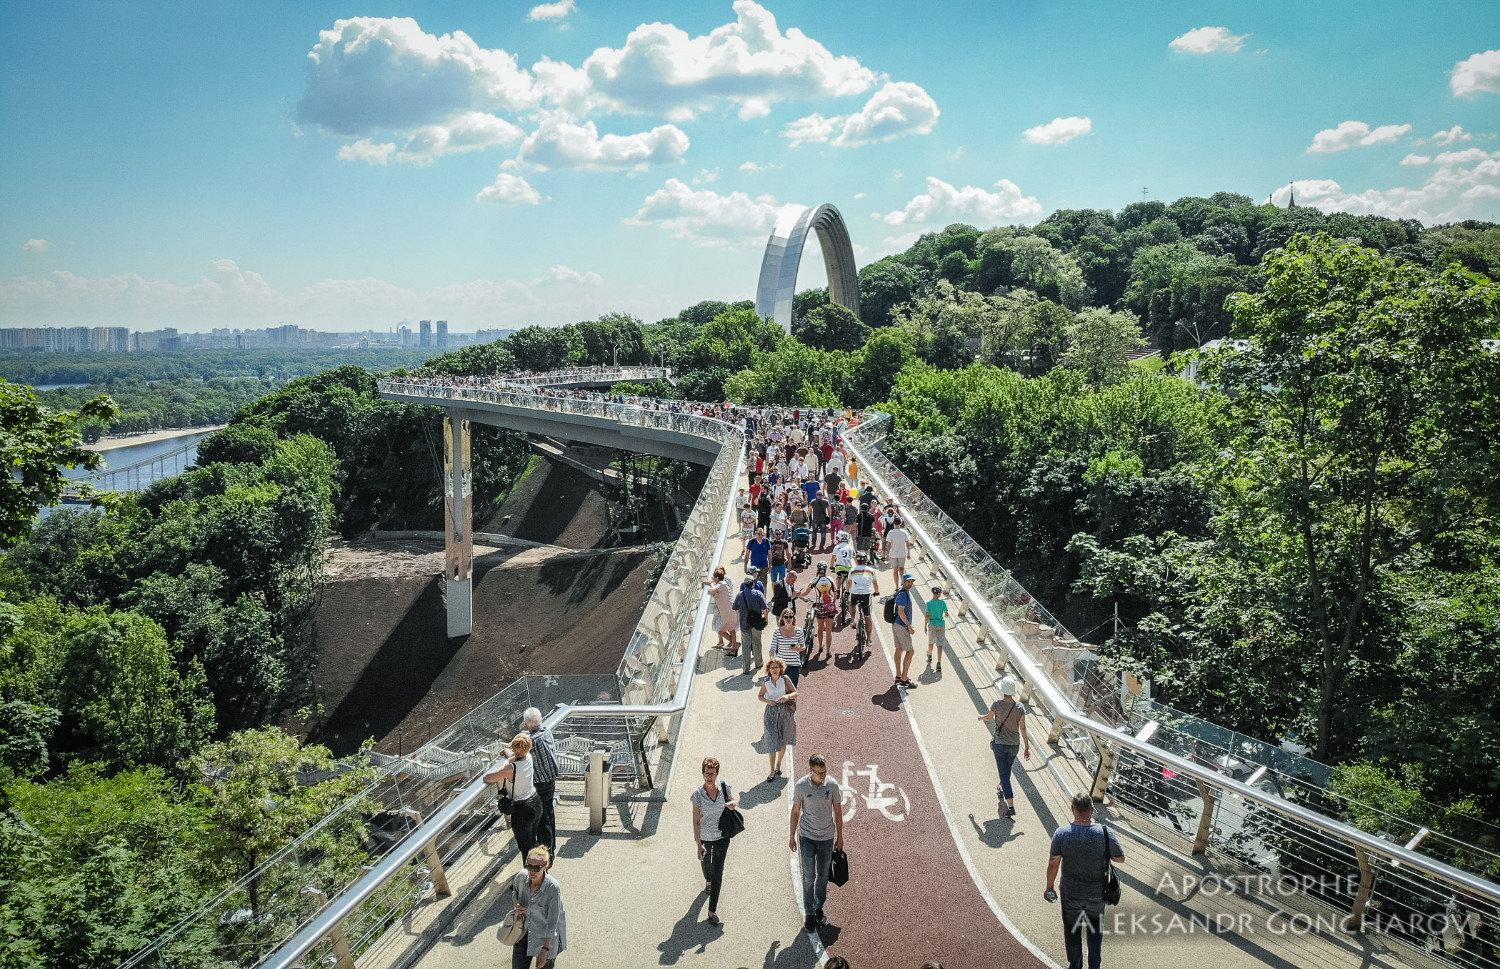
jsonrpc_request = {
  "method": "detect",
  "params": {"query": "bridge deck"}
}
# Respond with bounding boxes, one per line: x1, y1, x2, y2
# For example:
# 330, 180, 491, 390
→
395, 533, 1426, 969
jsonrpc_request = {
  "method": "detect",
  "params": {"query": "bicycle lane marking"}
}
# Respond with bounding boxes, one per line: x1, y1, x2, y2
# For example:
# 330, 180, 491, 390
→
791, 600, 1051, 969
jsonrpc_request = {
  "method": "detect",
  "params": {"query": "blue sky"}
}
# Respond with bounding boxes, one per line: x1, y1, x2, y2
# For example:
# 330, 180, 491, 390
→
1, 0, 1496, 330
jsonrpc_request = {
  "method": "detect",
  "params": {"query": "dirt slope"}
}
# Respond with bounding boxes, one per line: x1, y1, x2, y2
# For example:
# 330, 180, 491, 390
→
310, 540, 652, 756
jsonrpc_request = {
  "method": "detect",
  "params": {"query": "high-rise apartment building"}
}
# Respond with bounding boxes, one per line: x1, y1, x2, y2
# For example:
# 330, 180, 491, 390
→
436, 320, 448, 349
419, 320, 432, 348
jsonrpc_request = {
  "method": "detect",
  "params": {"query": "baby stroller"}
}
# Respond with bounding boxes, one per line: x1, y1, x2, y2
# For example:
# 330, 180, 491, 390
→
791, 526, 813, 570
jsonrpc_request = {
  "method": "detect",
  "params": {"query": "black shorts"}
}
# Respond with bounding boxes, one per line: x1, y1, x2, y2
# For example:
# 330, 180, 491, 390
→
849, 593, 872, 617
856, 535, 876, 551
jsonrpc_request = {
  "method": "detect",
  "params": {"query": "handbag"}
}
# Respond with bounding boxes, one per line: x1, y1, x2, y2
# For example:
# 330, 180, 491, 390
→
717, 783, 746, 839
495, 779, 514, 816
500, 873, 528, 945
1101, 823, 1121, 906
829, 847, 850, 887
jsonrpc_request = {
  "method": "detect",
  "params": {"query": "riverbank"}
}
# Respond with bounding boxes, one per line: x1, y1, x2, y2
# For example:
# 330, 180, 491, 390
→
87, 424, 225, 452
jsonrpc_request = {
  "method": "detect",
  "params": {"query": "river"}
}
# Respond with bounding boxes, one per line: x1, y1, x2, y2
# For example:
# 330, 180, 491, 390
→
60, 429, 218, 490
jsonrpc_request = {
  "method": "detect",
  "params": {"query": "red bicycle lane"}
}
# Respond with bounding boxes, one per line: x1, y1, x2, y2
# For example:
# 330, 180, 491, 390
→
789, 594, 1048, 969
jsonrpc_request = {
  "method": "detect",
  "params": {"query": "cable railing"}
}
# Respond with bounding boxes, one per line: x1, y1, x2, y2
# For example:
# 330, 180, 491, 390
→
233, 376, 745, 969
141, 373, 1500, 969
844, 412, 1500, 968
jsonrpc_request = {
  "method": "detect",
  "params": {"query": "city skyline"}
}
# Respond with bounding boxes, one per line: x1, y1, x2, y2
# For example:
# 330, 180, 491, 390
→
2, 0, 1497, 331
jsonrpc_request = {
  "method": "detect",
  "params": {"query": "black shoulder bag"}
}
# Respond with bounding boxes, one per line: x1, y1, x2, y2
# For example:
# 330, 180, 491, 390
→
717, 783, 745, 839
1101, 823, 1121, 905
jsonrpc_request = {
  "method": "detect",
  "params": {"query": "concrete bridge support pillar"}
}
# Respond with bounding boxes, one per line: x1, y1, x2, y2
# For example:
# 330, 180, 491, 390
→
444, 411, 473, 638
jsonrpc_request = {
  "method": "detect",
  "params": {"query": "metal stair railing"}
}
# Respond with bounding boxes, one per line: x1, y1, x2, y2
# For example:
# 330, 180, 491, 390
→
844, 412, 1500, 968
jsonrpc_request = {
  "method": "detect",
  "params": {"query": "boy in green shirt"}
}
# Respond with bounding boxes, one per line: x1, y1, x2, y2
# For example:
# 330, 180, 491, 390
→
925, 584, 948, 672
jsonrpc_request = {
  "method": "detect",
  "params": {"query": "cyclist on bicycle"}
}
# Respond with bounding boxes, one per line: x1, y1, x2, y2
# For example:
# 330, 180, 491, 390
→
832, 532, 855, 595
847, 552, 880, 624
806, 561, 838, 660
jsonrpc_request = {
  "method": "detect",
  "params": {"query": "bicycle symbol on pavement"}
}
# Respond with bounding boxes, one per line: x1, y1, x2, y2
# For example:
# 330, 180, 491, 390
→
840, 761, 910, 822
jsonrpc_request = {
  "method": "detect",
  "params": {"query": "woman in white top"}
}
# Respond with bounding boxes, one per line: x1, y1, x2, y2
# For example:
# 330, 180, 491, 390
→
770, 609, 805, 686
758, 659, 797, 782
702, 566, 739, 655
485, 733, 544, 860
690, 756, 740, 924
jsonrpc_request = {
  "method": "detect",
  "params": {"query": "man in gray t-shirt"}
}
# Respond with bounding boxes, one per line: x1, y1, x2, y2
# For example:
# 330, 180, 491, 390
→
1046, 793, 1124, 969
789, 754, 845, 933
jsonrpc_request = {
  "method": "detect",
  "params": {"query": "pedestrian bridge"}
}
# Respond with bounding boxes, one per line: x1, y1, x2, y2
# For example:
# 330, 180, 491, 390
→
125, 368, 1500, 969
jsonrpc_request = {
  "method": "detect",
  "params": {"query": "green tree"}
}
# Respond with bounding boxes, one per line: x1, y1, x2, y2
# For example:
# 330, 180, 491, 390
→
188, 728, 376, 920
0, 380, 118, 545
1, 765, 217, 967
1060, 308, 1147, 387
1214, 233, 1500, 760
793, 302, 872, 352
857, 258, 924, 328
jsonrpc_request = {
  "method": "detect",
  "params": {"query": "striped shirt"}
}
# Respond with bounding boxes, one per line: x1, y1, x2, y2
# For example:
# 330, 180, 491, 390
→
772, 628, 805, 667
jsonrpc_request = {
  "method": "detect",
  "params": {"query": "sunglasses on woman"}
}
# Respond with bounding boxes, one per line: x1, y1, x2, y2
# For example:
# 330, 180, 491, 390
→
525, 863, 546, 872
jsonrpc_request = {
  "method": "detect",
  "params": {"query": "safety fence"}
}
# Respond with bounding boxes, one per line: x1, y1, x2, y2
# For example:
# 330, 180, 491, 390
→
148, 377, 745, 969
845, 412, 1500, 968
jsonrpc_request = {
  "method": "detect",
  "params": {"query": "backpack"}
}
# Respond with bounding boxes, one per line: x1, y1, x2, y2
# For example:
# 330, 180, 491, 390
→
882, 595, 898, 624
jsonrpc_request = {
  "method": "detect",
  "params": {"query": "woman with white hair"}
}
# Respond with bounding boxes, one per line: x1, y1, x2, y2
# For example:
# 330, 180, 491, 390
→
978, 675, 1032, 820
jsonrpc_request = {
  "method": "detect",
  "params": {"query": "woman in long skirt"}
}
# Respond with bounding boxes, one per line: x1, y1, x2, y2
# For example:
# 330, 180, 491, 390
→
758, 658, 797, 782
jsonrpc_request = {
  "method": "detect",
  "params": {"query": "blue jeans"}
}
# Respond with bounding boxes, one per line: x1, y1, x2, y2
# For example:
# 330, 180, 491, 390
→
991, 742, 1018, 801
798, 836, 834, 916
771, 564, 787, 583
1062, 905, 1103, 969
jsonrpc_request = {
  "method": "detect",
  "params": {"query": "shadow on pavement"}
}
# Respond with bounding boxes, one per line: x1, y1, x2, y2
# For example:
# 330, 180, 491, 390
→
656, 892, 719, 964
869, 683, 902, 711
969, 812, 1028, 850
760, 932, 823, 968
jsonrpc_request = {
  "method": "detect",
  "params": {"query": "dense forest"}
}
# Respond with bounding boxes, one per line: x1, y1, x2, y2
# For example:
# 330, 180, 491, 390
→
2, 193, 1497, 966
0, 346, 442, 385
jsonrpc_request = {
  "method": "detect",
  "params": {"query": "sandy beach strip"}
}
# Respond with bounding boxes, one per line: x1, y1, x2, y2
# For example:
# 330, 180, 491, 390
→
87, 424, 226, 452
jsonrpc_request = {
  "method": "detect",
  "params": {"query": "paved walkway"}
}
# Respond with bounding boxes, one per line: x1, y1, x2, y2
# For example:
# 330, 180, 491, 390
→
412, 534, 1434, 969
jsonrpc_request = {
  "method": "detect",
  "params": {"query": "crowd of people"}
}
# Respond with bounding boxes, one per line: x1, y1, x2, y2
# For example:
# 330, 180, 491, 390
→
455, 380, 1127, 969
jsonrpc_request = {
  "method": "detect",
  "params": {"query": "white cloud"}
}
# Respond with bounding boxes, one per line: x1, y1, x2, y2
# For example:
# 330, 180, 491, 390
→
1401, 153, 1431, 166
298, 17, 535, 136
528, 0, 575, 22
1168, 26, 1247, 55
738, 160, 781, 174
625, 179, 801, 246
1431, 125, 1475, 145
852, 191, 866, 200
1022, 115, 1092, 145
878, 176, 1043, 227
338, 112, 525, 166
1306, 120, 1411, 153
738, 98, 771, 120
22, 239, 51, 254
691, 168, 720, 185
541, 1, 876, 119
782, 81, 940, 148
475, 172, 546, 206
536, 264, 602, 285
337, 139, 398, 164
781, 113, 838, 147
1271, 149, 1500, 222
517, 117, 689, 170
1451, 50, 1500, 97
0, 259, 616, 329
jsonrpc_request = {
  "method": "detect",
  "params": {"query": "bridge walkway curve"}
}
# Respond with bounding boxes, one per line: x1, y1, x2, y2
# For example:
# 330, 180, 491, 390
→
243, 372, 1497, 969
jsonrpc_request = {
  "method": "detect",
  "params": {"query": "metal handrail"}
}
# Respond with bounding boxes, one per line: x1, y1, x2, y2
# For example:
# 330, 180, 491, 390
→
260, 380, 742, 969
844, 415, 1500, 907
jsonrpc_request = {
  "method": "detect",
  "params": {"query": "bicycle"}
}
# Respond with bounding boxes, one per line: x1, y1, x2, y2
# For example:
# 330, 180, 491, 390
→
854, 607, 869, 658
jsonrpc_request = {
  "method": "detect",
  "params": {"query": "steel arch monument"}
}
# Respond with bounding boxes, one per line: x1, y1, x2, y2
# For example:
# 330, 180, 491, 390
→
755, 203, 861, 332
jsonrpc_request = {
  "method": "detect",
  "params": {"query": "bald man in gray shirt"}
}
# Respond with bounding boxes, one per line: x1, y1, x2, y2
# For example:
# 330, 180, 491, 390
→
1046, 793, 1124, 969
